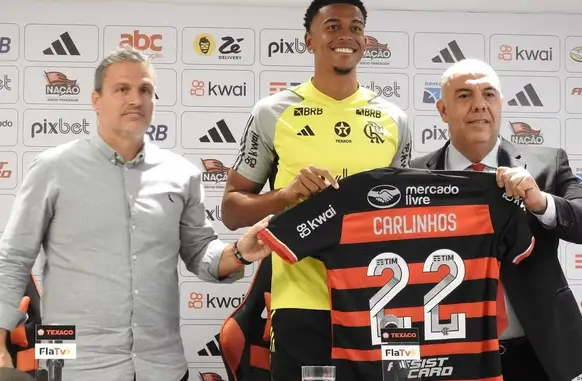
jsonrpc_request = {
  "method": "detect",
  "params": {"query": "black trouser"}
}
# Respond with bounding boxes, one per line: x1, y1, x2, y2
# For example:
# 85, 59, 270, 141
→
270, 309, 332, 381
500, 337, 550, 381
133, 370, 188, 381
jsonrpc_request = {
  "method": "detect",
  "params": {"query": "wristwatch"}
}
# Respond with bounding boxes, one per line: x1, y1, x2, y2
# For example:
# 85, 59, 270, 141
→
233, 240, 252, 266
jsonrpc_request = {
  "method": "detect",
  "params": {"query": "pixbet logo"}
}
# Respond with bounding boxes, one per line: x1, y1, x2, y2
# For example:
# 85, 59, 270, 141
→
364, 81, 400, 98
422, 125, 448, 144
188, 291, 245, 309
31, 118, 90, 138
268, 38, 308, 57
146, 124, 168, 142
0, 37, 11, 53
0, 162, 12, 179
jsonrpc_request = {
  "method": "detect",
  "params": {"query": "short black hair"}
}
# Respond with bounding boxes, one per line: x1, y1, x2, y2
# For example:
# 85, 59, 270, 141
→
303, 0, 368, 32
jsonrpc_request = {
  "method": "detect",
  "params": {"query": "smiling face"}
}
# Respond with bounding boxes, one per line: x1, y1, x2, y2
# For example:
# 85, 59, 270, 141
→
437, 70, 503, 158
92, 60, 155, 140
305, 3, 366, 75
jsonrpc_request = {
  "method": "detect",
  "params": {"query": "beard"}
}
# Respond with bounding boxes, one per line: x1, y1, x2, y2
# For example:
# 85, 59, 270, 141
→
333, 66, 353, 75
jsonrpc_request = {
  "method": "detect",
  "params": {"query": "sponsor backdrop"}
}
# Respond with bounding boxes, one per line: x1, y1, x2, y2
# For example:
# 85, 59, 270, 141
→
2, 1, 582, 378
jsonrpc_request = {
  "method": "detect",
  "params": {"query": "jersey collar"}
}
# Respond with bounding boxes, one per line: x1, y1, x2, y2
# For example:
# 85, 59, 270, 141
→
296, 77, 377, 105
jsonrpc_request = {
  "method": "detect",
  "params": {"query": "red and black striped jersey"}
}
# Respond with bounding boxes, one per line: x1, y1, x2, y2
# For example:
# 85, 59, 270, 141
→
257, 168, 535, 381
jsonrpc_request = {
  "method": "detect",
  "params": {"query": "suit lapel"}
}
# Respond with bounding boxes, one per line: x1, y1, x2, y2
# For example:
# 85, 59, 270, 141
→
424, 141, 450, 170
498, 138, 527, 168
425, 138, 526, 170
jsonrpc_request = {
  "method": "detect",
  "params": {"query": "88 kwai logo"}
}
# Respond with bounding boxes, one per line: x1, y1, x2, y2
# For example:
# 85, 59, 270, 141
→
180, 282, 248, 320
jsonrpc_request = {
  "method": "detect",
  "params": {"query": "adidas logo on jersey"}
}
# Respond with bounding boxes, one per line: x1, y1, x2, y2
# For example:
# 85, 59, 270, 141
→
356, 108, 382, 118
297, 125, 315, 136
294, 107, 323, 116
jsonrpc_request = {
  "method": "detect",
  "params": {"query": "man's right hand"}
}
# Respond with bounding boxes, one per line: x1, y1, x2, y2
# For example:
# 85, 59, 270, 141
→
279, 165, 339, 204
0, 349, 13, 368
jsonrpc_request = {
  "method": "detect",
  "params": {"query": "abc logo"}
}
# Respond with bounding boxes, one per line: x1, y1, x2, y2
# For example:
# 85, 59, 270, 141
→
120, 30, 162, 51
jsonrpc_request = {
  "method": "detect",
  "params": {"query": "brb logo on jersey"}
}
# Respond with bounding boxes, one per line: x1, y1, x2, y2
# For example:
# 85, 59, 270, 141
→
296, 204, 337, 238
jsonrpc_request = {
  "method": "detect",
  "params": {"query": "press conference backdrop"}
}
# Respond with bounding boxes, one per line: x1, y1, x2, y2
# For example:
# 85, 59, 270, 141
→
1, 1, 582, 378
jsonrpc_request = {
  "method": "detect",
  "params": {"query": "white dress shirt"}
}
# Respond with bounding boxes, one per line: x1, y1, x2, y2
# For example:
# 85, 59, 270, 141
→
445, 138, 556, 339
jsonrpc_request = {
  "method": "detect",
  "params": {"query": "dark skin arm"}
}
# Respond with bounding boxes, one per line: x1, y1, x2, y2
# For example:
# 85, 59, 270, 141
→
221, 166, 339, 230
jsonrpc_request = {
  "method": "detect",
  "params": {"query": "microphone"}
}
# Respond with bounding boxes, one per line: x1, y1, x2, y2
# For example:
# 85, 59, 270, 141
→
46, 359, 64, 381
36, 369, 49, 381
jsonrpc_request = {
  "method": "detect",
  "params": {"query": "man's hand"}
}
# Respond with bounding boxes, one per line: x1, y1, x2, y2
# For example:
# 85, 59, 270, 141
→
279, 165, 338, 204
236, 214, 274, 263
496, 166, 547, 213
0, 349, 13, 368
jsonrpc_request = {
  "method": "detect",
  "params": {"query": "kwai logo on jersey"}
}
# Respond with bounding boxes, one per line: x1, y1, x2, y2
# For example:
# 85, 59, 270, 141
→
367, 185, 402, 209
509, 121, 544, 145
44, 71, 80, 102
296, 204, 337, 238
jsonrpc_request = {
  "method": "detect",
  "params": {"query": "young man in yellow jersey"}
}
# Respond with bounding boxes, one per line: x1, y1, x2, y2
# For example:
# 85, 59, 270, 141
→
221, 1, 411, 380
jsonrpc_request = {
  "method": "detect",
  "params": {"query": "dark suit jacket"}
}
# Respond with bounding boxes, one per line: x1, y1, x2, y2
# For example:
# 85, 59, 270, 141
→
411, 138, 582, 381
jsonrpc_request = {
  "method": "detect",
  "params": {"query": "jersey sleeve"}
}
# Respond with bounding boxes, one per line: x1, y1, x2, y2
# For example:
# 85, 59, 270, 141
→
498, 196, 536, 265
257, 186, 347, 264
389, 114, 412, 168
369, 97, 411, 168
231, 92, 297, 186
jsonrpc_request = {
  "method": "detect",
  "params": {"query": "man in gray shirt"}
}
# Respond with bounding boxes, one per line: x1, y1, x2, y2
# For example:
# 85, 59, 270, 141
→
0, 45, 273, 381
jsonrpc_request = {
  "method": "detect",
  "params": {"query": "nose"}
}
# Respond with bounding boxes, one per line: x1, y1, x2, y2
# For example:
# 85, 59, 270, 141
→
128, 89, 142, 106
471, 94, 487, 112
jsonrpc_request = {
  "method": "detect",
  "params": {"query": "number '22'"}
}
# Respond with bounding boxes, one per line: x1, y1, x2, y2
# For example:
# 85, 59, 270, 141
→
368, 249, 466, 346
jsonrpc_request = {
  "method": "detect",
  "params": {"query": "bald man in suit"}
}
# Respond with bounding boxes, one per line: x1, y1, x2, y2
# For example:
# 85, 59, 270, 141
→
411, 59, 582, 381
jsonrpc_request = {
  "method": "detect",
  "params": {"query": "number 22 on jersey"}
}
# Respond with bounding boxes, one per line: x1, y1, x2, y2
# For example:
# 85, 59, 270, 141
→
368, 250, 467, 346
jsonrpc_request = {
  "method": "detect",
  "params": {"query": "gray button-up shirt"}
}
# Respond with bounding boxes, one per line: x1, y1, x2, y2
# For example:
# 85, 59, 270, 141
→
0, 135, 242, 381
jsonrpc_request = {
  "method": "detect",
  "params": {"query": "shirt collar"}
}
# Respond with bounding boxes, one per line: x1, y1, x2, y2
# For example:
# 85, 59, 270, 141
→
446, 137, 501, 170
90, 133, 147, 167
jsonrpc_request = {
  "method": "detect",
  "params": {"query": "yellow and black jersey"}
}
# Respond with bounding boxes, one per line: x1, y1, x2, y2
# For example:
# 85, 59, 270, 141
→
232, 78, 411, 311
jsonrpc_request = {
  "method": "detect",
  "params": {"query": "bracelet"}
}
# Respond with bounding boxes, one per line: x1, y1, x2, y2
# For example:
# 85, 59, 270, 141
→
233, 240, 252, 266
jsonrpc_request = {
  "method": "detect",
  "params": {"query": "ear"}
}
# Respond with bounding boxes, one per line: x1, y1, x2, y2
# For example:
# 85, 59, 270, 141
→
91, 91, 100, 114
305, 32, 313, 53
436, 98, 449, 124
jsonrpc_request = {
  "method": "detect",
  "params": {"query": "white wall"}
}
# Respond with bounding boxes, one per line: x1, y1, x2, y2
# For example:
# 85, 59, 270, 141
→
55, 0, 582, 14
